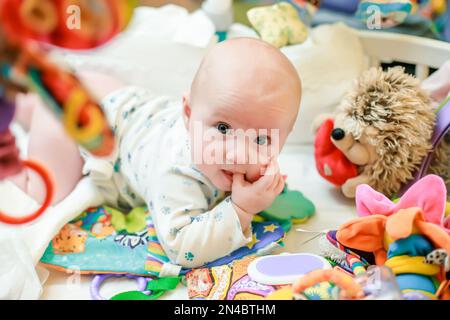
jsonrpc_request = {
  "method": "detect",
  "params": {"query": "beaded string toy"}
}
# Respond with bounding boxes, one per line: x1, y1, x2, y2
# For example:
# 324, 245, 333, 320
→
0, 0, 136, 224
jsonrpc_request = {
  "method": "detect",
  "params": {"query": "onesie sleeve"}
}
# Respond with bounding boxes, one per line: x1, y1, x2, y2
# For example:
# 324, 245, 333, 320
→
146, 171, 253, 268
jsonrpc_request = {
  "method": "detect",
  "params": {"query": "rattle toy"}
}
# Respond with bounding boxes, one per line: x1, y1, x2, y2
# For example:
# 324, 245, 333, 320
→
0, 0, 136, 224
248, 253, 331, 285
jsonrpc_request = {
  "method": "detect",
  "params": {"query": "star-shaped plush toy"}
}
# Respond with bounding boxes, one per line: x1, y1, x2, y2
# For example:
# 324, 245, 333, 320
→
247, 2, 308, 48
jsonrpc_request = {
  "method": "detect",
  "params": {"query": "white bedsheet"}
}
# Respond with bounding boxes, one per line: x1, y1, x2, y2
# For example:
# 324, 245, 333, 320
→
40, 145, 357, 300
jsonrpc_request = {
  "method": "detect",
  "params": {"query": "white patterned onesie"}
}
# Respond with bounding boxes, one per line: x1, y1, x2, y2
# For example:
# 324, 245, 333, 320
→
82, 86, 252, 269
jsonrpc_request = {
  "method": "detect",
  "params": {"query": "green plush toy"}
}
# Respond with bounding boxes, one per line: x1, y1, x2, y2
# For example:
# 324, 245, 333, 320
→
257, 185, 315, 232
108, 206, 147, 234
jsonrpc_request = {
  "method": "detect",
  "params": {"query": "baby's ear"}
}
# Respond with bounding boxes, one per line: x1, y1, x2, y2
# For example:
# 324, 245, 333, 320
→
182, 93, 191, 129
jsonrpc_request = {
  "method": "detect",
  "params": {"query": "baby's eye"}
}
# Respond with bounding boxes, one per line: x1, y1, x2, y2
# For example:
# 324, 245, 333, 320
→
255, 135, 269, 145
216, 122, 231, 135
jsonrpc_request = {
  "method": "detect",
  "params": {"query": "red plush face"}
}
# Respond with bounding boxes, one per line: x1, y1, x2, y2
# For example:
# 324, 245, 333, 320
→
314, 118, 358, 187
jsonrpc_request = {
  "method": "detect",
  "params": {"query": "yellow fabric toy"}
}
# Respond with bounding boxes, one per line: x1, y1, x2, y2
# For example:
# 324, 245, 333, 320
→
247, 2, 308, 48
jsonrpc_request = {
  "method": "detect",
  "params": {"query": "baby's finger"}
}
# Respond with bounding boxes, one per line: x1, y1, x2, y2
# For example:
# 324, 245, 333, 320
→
267, 172, 281, 191
274, 174, 285, 194
254, 169, 276, 191
232, 173, 246, 188
264, 157, 279, 176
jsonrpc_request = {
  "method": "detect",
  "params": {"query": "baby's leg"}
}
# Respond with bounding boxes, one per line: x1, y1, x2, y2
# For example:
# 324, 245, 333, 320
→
10, 70, 126, 205
10, 93, 84, 205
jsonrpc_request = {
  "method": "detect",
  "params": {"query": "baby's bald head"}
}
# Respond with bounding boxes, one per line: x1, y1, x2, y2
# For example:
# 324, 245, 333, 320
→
189, 38, 302, 130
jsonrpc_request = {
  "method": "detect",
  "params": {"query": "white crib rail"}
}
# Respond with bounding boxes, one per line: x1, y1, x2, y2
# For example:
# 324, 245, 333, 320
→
355, 30, 450, 80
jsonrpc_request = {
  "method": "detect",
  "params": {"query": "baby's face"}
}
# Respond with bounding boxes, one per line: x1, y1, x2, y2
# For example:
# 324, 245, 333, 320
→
183, 38, 301, 191
184, 88, 298, 192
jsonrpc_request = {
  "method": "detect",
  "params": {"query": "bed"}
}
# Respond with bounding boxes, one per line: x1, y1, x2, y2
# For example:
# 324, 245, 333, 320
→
3, 5, 449, 300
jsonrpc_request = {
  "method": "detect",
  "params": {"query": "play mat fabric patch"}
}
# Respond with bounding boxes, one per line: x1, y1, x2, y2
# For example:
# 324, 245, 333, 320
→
40, 206, 150, 275
40, 206, 286, 277
186, 256, 282, 300
186, 255, 335, 300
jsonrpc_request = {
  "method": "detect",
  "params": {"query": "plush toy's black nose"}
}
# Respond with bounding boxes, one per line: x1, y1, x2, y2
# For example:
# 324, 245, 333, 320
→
331, 128, 345, 141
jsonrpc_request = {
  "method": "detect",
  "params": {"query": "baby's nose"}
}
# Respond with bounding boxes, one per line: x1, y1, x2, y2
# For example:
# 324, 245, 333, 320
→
225, 147, 247, 164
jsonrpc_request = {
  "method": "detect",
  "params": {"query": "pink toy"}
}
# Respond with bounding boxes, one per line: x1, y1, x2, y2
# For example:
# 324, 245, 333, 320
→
356, 174, 450, 233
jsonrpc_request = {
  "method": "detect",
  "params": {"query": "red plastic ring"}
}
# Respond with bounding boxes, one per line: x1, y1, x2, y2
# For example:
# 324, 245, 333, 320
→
0, 160, 54, 224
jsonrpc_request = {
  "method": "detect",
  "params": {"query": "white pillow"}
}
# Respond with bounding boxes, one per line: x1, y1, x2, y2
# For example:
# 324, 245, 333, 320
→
281, 23, 368, 145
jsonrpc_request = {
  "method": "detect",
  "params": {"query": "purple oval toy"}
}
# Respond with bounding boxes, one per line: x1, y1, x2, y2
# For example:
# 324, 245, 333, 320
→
248, 253, 331, 285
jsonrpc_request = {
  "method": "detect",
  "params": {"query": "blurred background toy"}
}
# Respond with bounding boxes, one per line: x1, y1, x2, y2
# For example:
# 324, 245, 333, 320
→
201, 0, 233, 41
356, 0, 413, 29
246, 1, 309, 48
142, 0, 448, 41
313, 0, 448, 40
0, 0, 137, 224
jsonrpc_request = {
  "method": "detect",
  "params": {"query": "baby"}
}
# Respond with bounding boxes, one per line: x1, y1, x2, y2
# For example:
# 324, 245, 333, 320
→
10, 37, 302, 268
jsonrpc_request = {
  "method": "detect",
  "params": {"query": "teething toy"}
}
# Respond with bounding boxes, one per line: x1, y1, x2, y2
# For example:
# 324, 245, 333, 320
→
0, 159, 54, 224
91, 274, 152, 300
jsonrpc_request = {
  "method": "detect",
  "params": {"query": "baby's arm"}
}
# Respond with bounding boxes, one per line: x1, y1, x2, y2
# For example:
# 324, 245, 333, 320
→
146, 158, 284, 268
149, 173, 253, 268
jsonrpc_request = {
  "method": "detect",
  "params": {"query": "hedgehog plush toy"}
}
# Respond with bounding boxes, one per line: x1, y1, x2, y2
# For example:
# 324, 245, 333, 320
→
313, 66, 450, 199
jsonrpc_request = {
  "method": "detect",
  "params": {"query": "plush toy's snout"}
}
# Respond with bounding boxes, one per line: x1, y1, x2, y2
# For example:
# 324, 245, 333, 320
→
314, 119, 358, 187
315, 119, 375, 197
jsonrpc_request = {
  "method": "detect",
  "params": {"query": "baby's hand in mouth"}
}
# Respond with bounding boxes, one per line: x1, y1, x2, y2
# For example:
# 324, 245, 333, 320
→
231, 157, 285, 215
